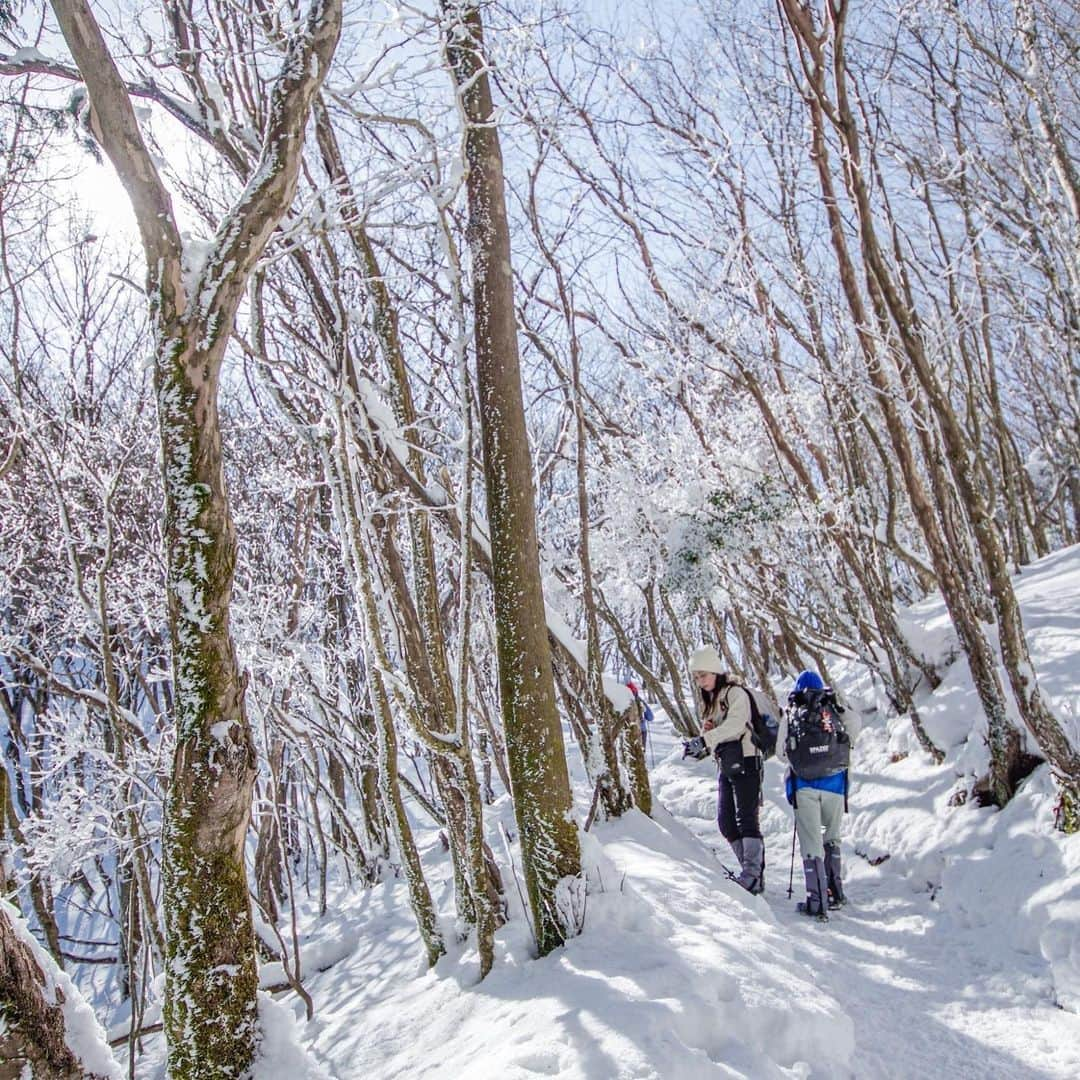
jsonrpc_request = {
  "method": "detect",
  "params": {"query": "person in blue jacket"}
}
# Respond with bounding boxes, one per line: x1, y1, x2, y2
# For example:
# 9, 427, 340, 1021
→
776, 670, 861, 920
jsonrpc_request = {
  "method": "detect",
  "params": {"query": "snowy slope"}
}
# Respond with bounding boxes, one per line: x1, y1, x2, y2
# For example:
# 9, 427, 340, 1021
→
123, 545, 1080, 1079
284, 805, 854, 1080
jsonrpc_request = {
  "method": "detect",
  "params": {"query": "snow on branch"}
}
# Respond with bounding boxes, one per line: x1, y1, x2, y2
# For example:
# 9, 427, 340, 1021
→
0, 900, 123, 1078
195, 0, 344, 324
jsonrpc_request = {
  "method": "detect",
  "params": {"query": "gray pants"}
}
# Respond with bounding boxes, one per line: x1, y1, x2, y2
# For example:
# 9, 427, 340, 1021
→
794, 787, 844, 861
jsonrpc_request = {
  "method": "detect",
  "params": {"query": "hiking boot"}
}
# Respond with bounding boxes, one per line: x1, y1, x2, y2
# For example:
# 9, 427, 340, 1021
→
796, 900, 830, 923
799, 856, 830, 920
735, 837, 765, 895
825, 842, 846, 908
731, 837, 766, 893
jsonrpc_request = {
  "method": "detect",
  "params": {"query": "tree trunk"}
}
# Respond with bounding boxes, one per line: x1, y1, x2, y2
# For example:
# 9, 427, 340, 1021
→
0, 767, 12, 899
644, 582, 697, 733
1, 901, 118, 1078
619, 700, 653, 816
48, 2, 342, 1071
322, 419, 445, 966
443, 0, 582, 955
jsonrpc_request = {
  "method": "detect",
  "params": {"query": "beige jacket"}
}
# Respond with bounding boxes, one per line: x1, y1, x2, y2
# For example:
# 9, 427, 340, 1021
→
701, 684, 756, 756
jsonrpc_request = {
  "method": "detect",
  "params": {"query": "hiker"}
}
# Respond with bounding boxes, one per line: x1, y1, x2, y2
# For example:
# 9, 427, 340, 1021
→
626, 680, 653, 750
689, 646, 765, 895
777, 670, 861, 921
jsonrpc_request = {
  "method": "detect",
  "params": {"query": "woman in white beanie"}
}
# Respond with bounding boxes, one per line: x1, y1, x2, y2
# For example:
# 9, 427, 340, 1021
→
689, 645, 765, 894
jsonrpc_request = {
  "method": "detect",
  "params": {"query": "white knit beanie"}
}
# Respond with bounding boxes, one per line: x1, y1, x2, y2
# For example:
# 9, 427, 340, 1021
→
689, 645, 725, 674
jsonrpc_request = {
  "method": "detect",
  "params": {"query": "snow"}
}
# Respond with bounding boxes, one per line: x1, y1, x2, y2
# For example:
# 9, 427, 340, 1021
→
237, 805, 853, 1080
254, 994, 335, 1079
11, 46, 48, 64
120, 545, 1080, 1080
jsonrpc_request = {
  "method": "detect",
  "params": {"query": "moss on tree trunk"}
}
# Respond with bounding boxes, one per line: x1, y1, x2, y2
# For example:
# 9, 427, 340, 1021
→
157, 346, 260, 1079
444, 0, 582, 956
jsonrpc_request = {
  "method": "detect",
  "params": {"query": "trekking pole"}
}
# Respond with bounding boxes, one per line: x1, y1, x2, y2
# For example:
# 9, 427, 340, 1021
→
786, 818, 797, 899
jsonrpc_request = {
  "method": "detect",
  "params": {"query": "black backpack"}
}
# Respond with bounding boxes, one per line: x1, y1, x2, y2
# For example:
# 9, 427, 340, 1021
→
785, 688, 849, 780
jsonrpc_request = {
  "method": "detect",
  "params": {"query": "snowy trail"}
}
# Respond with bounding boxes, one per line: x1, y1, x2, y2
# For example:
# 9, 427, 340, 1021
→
226, 718, 1080, 1080
120, 551, 1080, 1080
656, 739, 1080, 1080
773, 870, 1078, 1080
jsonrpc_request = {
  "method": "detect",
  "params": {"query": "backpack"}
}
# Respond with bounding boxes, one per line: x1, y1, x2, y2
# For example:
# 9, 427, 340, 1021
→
785, 688, 850, 780
737, 684, 780, 761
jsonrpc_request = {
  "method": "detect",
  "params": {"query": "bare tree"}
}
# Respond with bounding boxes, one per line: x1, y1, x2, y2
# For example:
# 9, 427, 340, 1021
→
442, 0, 582, 954
776, 0, 1079, 823
44, 0, 342, 1072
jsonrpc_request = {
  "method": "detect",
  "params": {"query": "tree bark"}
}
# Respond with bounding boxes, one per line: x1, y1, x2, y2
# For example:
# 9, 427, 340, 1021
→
47, 1, 342, 1072
443, 0, 582, 955
1, 901, 118, 1078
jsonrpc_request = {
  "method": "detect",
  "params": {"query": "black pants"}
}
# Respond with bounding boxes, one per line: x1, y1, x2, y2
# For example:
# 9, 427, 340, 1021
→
718, 757, 762, 841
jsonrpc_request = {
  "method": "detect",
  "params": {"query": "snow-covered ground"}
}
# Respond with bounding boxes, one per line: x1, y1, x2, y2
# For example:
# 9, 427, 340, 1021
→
123, 545, 1080, 1079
